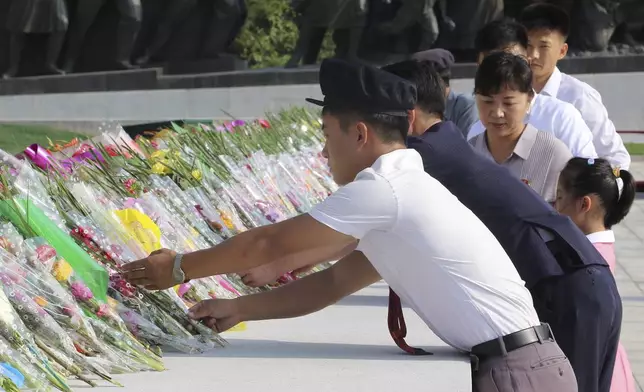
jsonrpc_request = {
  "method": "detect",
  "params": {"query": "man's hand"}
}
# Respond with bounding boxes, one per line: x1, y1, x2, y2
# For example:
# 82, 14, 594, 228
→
240, 263, 281, 287
188, 299, 242, 333
121, 248, 178, 290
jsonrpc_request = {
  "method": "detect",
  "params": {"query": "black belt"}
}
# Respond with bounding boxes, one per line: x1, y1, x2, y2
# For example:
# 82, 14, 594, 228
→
471, 323, 554, 360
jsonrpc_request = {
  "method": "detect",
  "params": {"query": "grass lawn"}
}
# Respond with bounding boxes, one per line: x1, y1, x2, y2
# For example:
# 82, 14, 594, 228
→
0, 123, 87, 154
626, 143, 644, 156
1, 122, 644, 157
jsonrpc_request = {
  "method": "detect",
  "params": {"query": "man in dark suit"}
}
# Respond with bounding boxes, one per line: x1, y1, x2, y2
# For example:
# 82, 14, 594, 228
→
382, 59, 621, 392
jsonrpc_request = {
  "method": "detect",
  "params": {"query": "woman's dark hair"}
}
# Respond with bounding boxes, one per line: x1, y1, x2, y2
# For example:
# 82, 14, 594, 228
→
475, 19, 528, 55
519, 3, 570, 39
321, 106, 410, 143
381, 60, 446, 118
474, 52, 534, 97
559, 157, 636, 228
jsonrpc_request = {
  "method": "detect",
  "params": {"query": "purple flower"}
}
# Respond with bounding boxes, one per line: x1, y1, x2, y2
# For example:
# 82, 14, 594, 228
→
70, 281, 94, 301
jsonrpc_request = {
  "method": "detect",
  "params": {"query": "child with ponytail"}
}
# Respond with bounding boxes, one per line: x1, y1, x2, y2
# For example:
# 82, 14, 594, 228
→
555, 157, 637, 392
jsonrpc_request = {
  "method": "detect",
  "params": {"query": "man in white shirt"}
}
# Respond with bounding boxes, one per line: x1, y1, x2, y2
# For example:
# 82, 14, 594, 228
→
122, 58, 577, 391
519, 4, 631, 170
467, 20, 597, 160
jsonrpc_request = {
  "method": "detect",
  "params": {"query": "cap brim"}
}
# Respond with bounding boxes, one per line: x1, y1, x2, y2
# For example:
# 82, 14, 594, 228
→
306, 97, 408, 117
305, 98, 325, 106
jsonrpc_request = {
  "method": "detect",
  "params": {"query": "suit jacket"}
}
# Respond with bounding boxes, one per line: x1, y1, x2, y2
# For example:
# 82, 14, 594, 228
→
407, 121, 608, 288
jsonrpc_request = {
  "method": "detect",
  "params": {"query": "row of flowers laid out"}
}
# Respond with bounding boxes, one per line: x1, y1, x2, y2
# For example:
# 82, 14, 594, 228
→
0, 108, 336, 391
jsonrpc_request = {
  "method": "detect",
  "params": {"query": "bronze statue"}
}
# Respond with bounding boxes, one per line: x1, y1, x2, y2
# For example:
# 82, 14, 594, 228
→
135, 0, 200, 65
378, 0, 455, 53
200, 0, 247, 59
436, 0, 503, 52
63, 0, 142, 72
3, 0, 68, 78
286, 0, 367, 67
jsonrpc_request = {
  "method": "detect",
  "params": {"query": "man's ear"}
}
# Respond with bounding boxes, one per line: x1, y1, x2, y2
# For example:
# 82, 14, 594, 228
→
355, 121, 369, 146
407, 109, 416, 135
559, 42, 568, 60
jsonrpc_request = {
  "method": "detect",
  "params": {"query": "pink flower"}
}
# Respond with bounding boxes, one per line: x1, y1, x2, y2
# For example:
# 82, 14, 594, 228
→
96, 304, 110, 318
0, 273, 13, 286
70, 281, 93, 301
257, 119, 270, 129
62, 306, 76, 317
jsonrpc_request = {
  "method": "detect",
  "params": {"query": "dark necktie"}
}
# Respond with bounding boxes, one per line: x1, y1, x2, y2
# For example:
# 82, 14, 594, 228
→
388, 288, 433, 355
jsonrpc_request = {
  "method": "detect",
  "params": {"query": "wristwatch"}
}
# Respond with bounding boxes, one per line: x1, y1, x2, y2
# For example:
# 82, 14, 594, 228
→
172, 253, 187, 284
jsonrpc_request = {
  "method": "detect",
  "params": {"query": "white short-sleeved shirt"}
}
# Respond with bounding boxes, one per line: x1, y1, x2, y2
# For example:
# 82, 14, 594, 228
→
468, 94, 597, 159
541, 67, 630, 170
309, 149, 540, 351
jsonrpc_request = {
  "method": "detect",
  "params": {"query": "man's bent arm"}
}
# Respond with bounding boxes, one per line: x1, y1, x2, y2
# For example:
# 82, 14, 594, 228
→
263, 241, 358, 277
237, 251, 381, 322
181, 213, 357, 281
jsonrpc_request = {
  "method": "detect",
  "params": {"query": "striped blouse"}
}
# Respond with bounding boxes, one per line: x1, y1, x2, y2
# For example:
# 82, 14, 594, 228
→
469, 124, 573, 203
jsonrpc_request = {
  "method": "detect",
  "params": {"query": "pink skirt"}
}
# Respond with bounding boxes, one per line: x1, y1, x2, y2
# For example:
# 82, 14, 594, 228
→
611, 342, 636, 392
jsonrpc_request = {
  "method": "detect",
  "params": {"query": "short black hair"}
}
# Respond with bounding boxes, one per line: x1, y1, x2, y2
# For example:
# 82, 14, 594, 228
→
519, 3, 570, 38
321, 106, 409, 143
475, 19, 528, 55
559, 158, 636, 228
475, 52, 533, 97
381, 60, 446, 118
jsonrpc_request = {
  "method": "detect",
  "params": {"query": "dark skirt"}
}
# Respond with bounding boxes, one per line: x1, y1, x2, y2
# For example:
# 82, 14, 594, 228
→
6, 0, 69, 33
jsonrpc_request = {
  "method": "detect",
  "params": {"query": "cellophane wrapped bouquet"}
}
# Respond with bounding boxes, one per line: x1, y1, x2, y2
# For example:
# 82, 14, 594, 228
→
0, 108, 338, 389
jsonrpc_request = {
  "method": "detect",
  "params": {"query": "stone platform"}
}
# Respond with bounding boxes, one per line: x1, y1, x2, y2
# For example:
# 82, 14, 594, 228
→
76, 284, 471, 392
0, 53, 643, 96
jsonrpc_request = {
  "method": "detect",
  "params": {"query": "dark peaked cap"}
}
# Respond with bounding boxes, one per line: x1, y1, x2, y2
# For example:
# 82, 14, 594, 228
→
306, 58, 417, 117
411, 48, 455, 71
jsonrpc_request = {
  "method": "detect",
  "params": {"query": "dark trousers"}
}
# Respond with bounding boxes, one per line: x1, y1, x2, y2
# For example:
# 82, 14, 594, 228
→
531, 266, 622, 392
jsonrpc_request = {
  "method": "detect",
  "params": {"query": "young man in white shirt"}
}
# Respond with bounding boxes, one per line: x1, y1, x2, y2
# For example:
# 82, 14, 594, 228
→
519, 4, 631, 170
467, 20, 598, 160
122, 58, 577, 391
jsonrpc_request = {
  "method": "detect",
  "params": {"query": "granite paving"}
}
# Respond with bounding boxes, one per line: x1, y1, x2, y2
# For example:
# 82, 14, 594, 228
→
615, 158, 644, 391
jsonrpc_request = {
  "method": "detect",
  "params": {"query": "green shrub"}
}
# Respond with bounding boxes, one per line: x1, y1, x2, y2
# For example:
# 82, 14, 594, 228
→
236, 0, 335, 68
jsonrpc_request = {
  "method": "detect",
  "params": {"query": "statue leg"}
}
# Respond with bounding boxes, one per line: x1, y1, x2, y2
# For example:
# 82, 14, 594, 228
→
114, 0, 142, 69
346, 27, 363, 61
225, 0, 247, 53
417, 10, 439, 51
302, 27, 326, 64
44, 31, 66, 75
63, 0, 105, 72
136, 0, 199, 65
2, 33, 25, 79
201, 0, 241, 59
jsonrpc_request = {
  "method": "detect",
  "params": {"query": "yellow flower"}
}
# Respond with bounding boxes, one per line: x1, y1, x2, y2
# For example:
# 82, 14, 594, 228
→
34, 296, 48, 307
52, 259, 73, 282
150, 150, 167, 160
151, 162, 171, 175
171, 150, 181, 158
219, 211, 235, 230
191, 170, 203, 182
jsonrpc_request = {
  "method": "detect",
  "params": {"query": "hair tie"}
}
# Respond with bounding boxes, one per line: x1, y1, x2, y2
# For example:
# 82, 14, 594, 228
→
616, 177, 624, 199
613, 167, 621, 178
587, 158, 595, 165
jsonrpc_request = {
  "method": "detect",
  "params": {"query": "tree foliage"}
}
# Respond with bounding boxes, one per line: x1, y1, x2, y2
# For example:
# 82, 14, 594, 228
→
236, 0, 335, 68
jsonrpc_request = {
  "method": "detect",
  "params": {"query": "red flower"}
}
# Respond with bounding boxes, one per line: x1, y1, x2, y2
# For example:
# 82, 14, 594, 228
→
104, 145, 120, 157
257, 119, 271, 129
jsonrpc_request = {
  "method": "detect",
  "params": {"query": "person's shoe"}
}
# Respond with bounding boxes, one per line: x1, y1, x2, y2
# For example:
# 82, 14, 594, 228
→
114, 60, 139, 70
43, 64, 66, 76
2, 67, 18, 79
135, 54, 150, 66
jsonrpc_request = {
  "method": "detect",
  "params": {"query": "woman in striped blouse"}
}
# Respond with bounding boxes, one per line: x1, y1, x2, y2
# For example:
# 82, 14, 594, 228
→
469, 52, 572, 203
